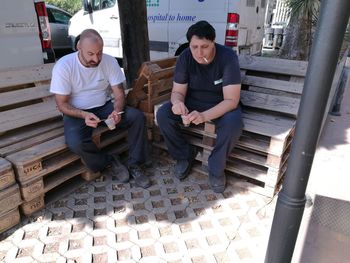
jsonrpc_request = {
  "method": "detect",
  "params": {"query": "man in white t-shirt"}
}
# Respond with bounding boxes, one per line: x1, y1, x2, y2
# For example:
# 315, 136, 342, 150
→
50, 29, 151, 188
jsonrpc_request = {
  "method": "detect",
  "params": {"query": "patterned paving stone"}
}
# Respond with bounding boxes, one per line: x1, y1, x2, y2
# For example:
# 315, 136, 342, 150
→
0, 155, 278, 262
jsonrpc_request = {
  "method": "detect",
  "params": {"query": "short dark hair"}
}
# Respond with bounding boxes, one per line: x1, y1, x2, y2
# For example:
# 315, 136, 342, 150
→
186, 20, 216, 42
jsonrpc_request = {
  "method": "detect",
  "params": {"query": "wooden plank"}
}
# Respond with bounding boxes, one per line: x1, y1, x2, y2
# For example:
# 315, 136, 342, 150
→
20, 195, 44, 216
243, 117, 293, 140
240, 90, 300, 117
20, 161, 86, 201
180, 115, 294, 145
239, 55, 308, 77
0, 101, 61, 133
225, 158, 268, 182
242, 75, 303, 95
6, 136, 67, 167
0, 127, 64, 157
97, 130, 128, 149
0, 158, 16, 190
0, 85, 52, 108
0, 119, 63, 149
150, 56, 177, 69
242, 109, 295, 128
0, 63, 53, 90
149, 67, 175, 81
0, 184, 22, 213
230, 148, 267, 167
0, 208, 21, 234
14, 149, 80, 183
149, 78, 173, 97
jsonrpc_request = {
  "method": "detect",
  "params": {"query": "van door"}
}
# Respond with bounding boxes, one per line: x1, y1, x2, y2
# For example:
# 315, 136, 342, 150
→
239, 0, 265, 54
166, 0, 229, 57
147, 0, 170, 60
0, 0, 44, 69
73, 0, 122, 58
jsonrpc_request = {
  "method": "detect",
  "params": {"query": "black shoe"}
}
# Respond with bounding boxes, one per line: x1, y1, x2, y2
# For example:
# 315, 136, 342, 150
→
128, 165, 151, 188
209, 173, 226, 193
109, 155, 130, 183
175, 146, 197, 180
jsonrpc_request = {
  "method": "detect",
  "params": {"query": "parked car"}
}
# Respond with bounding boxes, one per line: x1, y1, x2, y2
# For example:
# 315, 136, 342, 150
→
46, 4, 72, 55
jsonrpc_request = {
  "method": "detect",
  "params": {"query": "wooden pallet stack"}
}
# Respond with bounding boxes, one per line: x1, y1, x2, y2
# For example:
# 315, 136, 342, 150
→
0, 158, 21, 233
133, 55, 308, 197
127, 57, 177, 137
0, 64, 128, 217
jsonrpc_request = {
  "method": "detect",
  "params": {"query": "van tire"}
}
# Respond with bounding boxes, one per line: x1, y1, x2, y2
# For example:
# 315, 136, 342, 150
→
44, 48, 56, 63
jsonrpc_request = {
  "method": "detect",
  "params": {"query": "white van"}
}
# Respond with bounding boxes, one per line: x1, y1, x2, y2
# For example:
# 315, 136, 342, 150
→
69, 0, 266, 60
0, 0, 55, 70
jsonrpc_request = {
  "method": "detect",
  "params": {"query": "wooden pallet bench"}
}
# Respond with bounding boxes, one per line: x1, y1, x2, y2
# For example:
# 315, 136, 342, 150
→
130, 55, 308, 197
0, 158, 21, 233
127, 56, 177, 113
127, 57, 177, 138
0, 63, 129, 216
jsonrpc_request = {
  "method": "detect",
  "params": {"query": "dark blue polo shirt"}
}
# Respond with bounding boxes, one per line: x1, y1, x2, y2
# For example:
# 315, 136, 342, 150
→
174, 43, 241, 112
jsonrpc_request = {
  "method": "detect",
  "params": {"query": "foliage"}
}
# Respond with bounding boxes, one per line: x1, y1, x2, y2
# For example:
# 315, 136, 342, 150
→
278, 0, 320, 60
46, 0, 82, 15
285, 0, 319, 22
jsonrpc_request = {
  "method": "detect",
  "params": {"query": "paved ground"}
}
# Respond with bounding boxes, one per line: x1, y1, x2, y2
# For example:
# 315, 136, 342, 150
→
292, 68, 350, 263
0, 156, 277, 263
1, 66, 349, 263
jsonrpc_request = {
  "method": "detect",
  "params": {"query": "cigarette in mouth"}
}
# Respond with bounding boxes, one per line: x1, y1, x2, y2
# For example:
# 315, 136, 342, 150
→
117, 111, 124, 115
203, 57, 209, 63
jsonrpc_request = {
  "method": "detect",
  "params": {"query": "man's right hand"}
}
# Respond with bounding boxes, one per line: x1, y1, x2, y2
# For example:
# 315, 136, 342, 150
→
171, 101, 189, 116
84, 112, 100, 128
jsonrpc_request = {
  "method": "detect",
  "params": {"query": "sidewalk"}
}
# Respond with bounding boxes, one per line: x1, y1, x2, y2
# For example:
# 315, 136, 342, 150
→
0, 73, 349, 263
292, 68, 350, 263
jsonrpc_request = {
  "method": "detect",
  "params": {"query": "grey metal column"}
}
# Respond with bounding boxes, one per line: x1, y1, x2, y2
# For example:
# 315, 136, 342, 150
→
265, 1, 350, 262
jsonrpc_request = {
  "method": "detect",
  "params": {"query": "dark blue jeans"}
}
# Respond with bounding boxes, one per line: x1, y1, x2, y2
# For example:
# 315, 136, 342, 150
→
64, 101, 149, 172
156, 101, 243, 178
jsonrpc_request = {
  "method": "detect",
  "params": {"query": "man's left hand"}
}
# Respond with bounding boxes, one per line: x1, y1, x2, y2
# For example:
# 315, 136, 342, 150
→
108, 110, 122, 125
188, 111, 206, 125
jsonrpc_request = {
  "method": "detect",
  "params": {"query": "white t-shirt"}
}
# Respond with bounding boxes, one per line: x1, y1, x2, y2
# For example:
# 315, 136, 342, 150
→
50, 52, 125, 109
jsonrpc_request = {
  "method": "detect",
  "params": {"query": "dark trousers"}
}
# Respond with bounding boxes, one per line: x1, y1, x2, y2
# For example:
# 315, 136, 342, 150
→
156, 101, 243, 177
64, 101, 149, 172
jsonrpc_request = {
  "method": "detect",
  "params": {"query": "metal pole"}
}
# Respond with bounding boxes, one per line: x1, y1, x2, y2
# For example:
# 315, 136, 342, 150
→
265, 1, 350, 262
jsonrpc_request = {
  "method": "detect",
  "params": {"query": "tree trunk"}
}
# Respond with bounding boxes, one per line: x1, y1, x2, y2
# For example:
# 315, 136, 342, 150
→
279, 12, 312, 60
117, 0, 150, 89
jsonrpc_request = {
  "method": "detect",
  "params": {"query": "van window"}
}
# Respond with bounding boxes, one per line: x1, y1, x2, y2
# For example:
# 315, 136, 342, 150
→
48, 8, 71, 25
91, 0, 116, 11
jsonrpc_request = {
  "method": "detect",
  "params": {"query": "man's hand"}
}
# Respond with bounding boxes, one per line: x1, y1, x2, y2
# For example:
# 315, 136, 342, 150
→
84, 112, 100, 128
108, 110, 122, 125
188, 110, 206, 125
172, 101, 189, 116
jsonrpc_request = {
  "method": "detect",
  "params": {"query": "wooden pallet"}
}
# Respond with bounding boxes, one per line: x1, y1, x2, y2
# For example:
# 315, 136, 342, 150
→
0, 183, 22, 215
0, 64, 58, 135
19, 132, 129, 216
127, 57, 177, 113
0, 208, 21, 234
153, 126, 290, 197
0, 158, 16, 191
141, 55, 308, 197
0, 63, 131, 217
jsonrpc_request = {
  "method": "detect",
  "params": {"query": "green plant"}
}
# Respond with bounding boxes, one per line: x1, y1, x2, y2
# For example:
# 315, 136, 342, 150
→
46, 0, 82, 15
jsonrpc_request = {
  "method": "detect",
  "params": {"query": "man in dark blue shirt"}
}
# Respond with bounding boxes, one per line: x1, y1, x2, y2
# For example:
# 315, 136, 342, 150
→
156, 21, 243, 193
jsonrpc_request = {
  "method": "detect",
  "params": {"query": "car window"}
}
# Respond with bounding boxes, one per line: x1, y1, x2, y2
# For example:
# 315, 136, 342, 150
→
92, 0, 116, 11
48, 8, 71, 25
